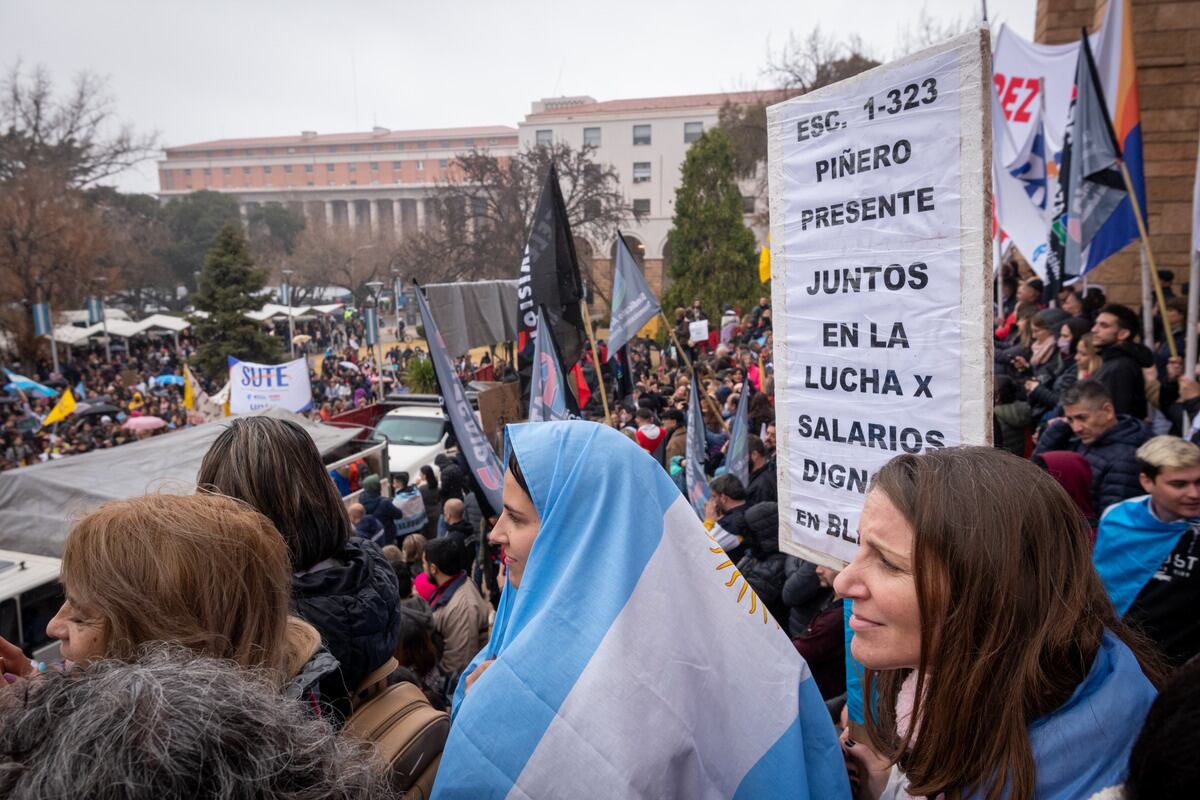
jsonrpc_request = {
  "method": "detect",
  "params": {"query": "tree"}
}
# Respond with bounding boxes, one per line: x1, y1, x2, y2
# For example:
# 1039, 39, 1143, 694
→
161, 190, 243, 302
189, 224, 281, 379
0, 64, 156, 354
662, 129, 760, 317
85, 187, 174, 314
288, 224, 397, 306
398, 142, 635, 292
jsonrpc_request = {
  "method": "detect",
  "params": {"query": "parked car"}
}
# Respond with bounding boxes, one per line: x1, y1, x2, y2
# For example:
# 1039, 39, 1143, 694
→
372, 405, 453, 479
0, 549, 63, 663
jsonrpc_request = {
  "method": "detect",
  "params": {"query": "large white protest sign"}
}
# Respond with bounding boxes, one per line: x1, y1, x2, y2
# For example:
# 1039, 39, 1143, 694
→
687, 319, 709, 344
766, 30, 991, 567
228, 356, 312, 414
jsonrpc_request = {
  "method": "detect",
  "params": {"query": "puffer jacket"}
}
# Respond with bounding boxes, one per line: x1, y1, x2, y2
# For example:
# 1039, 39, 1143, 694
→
1034, 415, 1151, 514
292, 536, 401, 722
1028, 360, 1079, 417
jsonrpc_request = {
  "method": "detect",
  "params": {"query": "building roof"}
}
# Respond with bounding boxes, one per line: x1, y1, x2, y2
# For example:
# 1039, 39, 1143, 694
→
164, 125, 519, 155
526, 90, 790, 119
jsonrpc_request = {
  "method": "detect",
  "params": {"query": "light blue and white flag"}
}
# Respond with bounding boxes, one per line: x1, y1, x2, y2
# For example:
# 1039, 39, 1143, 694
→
607, 232, 660, 360
364, 305, 379, 347
726, 386, 751, 489
86, 296, 105, 326
528, 307, 570, 422
414, 283, 505, 512
685, 373, 711, 518
1094, 495, 1193, 614
435, 421, 849, 800
279, 282, 292, 307
32, 303, 51, 337
4, 369, 55, 398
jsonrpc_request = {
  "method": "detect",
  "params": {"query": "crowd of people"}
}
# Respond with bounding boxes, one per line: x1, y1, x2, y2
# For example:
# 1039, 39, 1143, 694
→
1, 284, 1199, 799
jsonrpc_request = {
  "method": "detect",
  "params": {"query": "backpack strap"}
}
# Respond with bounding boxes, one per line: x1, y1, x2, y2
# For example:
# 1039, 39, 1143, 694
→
353, 656, 399, 709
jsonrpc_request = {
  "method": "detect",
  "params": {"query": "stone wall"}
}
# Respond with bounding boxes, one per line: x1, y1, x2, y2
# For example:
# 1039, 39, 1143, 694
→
1036, 0, 1200, 307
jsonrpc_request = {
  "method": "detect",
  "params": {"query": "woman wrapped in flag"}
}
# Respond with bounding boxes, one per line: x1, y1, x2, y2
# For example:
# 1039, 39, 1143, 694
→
837, 448, 1161, 800
432, 421, 850, 799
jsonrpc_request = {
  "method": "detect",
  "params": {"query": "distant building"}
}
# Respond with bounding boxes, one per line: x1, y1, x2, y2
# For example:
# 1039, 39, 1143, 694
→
519, 91, 779, 303
157, 126, 519, 236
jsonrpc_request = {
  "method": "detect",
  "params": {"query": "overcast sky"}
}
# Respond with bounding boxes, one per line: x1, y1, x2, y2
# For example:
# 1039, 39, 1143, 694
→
1, 0, 1035, 193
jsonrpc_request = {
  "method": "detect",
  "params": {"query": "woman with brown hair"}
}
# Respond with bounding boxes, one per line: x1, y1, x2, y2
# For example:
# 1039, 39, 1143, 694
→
196, 416, 400, 721
0, 494, 337, 704
837, 447, 1159, 800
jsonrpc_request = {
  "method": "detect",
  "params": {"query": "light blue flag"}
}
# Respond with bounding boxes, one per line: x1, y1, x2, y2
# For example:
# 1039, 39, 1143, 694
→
279, 282, 291, 307
86, 296, 104, 326
607, 232, 660, 360
435, 421, 849, 800
726, 386, 751, 489
1093, 495, 1191, 615
685, 374, 711, 518
4, 369, 55, 398
528, 307, 570, 422
32, 303, 51, 337
364, 305, 379, 346
413, 284, 504, 512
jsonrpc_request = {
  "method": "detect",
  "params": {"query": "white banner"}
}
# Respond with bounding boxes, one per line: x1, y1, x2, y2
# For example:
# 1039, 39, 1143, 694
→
766, 31, 991, 567
228, 356, 312, 415
687, 319, 709, 343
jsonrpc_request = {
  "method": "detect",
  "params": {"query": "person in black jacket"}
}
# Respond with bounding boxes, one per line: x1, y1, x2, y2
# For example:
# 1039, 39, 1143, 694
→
1091, 304, 1154, 420
738, 502, 789, 628
1034, 380, 1150, 514
745, 435, 777, 507
197, 417, 401, 724
358, 474, 403, 545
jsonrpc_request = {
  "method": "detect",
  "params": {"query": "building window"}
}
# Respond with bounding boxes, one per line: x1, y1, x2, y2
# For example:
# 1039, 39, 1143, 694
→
352, 144, 360, 152
325, 163, 335, 172
370, 162, 379, 170
287, 146, 296, 154
350, 180, 357, 185
222, 166, 231, 176
583, 127, 601, 147
202, 167, 211, 176
284, 164, 293, 173
304, 164, 313, 173
243, 166, 252, 175
348, 163, 357, 173
439, 139, 450, 148
396, 143, 404, 150
438, 159, 449, 169
633, 124, 651, 145
392, 161, 402, 168
465, 138, 475, 147
632, 162, 651, 183
416, 160, 424, 171
684, 121, 704, 143
184, 168, 192, 176
489, 138, 498, 145
632, 198, 651, 215
162, 172, 173, 189
535, 129, 553, 147
742, 195, 757, 214
415, 141, 426, 149
371, 143, 381, 152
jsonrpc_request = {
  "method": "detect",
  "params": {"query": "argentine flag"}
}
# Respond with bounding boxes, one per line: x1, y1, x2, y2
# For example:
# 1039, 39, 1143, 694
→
434, 421, 849, 799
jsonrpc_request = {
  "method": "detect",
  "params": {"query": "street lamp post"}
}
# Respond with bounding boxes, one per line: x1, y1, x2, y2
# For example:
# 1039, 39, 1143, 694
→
282, 268, 295, 359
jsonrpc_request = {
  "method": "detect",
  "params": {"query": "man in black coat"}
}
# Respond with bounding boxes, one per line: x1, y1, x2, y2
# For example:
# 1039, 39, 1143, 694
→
1091, 304, 1154, 420
746, 435, 777, 507
1035, 379, 1151, 513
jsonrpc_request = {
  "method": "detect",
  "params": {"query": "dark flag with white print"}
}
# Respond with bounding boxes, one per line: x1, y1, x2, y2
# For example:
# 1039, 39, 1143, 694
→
685, 373, 711, 518
516, 164, 586, 401
414, 283, 504, 511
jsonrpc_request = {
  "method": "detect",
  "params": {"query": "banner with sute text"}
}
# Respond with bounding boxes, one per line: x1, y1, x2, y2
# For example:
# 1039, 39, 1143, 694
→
228, 356, 312, 414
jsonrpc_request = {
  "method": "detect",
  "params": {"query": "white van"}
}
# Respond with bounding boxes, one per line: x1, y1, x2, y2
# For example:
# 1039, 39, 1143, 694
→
0, 549, 64, 664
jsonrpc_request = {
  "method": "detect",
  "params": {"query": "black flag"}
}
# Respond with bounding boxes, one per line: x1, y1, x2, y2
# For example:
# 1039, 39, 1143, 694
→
517, 164, 586, 401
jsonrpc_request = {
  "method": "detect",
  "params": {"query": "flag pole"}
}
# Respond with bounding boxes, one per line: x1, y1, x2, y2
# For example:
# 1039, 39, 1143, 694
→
1118, 160, 1176, 358
579, 300, 611, 424
659, 310, 729, 433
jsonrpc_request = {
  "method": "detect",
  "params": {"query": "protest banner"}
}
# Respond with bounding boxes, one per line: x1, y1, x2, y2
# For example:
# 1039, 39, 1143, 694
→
687, 319, 709, 344
227, 356, 312, 414
766, 29, 992, 568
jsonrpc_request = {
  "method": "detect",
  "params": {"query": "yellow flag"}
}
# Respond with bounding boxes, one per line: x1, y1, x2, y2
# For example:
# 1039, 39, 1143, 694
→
758, 236, 771, 284
183, 364, 195, 410
42, 388, 77, 427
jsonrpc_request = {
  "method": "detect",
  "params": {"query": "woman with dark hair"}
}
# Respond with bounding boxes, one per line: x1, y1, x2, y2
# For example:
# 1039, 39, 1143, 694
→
838, 447, 1160, 800
418, 464, 440, 537
196, 416, 400, 722
433, 422, 848, 798
1026, 317, 1091, 418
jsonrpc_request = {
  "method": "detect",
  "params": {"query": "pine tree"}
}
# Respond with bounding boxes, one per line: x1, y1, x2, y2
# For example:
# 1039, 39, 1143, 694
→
663, 129, 761, 319
189, 224, 281, 379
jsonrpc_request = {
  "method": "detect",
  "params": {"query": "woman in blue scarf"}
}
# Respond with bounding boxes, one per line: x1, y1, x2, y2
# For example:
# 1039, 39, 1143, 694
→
433, 421, 849, 799
837, 447, 1162, 800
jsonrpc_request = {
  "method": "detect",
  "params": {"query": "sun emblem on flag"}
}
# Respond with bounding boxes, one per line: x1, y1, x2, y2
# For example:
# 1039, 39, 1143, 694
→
706, 533, 776, 627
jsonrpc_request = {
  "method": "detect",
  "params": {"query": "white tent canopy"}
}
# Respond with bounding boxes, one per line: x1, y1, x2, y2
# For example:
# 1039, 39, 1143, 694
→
0, 408, 357, 557
60, 308, 130, 324
50, 315, 193, 344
